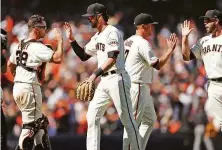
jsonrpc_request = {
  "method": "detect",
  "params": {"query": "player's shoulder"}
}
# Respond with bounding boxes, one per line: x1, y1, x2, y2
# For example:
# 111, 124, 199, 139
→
107, 25, 118, 31
199, 34, 212, 44
106, 25, 121, 35
124, 35, 133, 42
28, 41, 52, 53
124, 35, 136, 46
135, 35, 151, 47
33, 42, 47, 48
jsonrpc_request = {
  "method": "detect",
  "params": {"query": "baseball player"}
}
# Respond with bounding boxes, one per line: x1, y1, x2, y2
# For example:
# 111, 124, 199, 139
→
123, 13, 177, 150
181, 9, 222, 132
7, 14, 64, 150
64, 3, 141, 150
1, 28, 8, 150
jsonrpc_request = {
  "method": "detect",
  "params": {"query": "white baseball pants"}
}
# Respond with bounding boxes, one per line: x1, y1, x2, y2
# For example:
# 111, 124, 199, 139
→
207, 81, 222, 132
13, 82, 45, 148
86, 71, 141, 150
123, 83, 157, 150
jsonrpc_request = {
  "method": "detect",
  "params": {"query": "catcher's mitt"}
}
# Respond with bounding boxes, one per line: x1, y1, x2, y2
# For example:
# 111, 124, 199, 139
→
76, 79, 95, 101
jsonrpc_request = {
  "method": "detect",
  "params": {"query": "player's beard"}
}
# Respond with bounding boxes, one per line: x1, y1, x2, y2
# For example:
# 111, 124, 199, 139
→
90, 17, 98, 28
206, 23, 216, 34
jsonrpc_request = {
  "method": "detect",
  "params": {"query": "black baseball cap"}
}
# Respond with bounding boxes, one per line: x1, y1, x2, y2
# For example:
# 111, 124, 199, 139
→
199, 9, 222, 19
82, 3, 107, 17
134, 13, 158, 26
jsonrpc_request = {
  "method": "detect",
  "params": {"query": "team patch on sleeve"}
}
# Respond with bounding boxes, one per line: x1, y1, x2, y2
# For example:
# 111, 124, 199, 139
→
108, 40, 119, 47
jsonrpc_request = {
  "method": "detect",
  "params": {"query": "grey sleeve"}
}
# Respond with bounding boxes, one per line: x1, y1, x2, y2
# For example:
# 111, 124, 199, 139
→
191, 39, 203, 59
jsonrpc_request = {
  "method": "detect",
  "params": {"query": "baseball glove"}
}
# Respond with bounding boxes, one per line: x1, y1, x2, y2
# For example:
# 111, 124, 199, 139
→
76, 79, 95, 101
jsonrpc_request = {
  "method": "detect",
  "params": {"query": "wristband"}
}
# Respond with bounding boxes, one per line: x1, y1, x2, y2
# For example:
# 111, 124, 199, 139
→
94, 68, 104, 77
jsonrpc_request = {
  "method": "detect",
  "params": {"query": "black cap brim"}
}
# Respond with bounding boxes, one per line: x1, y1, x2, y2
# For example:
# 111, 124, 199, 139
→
135, 22, 158, 26
150, 22, 158, 24
82, 13, 95, 17
199, 16, 210, 19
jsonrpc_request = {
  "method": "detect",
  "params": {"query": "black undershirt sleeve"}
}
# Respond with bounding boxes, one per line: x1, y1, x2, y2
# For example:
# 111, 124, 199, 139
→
70, 41, 91, 61
189, 51, 196, 60
107, 51, 119, 58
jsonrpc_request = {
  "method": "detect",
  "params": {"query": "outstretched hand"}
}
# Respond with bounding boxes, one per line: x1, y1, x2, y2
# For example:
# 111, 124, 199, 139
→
53, 28, 63, 42
166, 33, 177, 51
181, 20, 193, 37
64, 22, 75, 41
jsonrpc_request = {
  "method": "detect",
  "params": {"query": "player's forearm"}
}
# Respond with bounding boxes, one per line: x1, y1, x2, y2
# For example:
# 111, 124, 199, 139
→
70, 41, 91, 61
91, 58, 116, 80
182, 35, 191, 61
100, 58, 116, 72
52, 41, 63, 63
153, 48, 173, 70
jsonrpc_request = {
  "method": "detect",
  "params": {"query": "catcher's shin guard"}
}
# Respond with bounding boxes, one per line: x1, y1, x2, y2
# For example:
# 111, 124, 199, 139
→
42, 133, 52, 150
15, 136, 34, 150
33, 133, 51, 150
16, 115, 50, 150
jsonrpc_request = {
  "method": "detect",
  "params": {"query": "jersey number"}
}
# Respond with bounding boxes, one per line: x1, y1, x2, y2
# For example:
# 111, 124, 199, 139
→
16, 51, 28, 66
125, 49, 129, 61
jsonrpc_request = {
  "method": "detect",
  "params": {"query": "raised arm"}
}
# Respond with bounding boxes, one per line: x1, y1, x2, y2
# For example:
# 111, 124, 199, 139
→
152, 33, 177, 70
64, 22, 91, 61
181, 20, 196, 61
50, 28, 64, 64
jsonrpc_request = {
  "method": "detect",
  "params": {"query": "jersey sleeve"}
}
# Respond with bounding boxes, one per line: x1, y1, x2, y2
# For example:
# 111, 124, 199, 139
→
34, 43, 54, 62
190, 39, 203, 59
84, 37, 97, 56
106, 31, 121, 52
138, 41, 158, 66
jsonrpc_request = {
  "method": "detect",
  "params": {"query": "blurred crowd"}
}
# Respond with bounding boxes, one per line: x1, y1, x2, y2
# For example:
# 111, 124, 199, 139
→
1, 10, 221, 143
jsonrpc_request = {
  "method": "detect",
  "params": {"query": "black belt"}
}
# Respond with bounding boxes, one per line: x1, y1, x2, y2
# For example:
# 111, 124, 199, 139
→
102, 70, 117, 77
209, 77, 222, 82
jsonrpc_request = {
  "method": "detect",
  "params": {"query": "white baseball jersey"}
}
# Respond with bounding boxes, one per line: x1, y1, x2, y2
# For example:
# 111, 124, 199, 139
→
191, 34, 222, 78
9, 39, 54, 85
124, 35, 158, 84
84, 25, 125, 72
